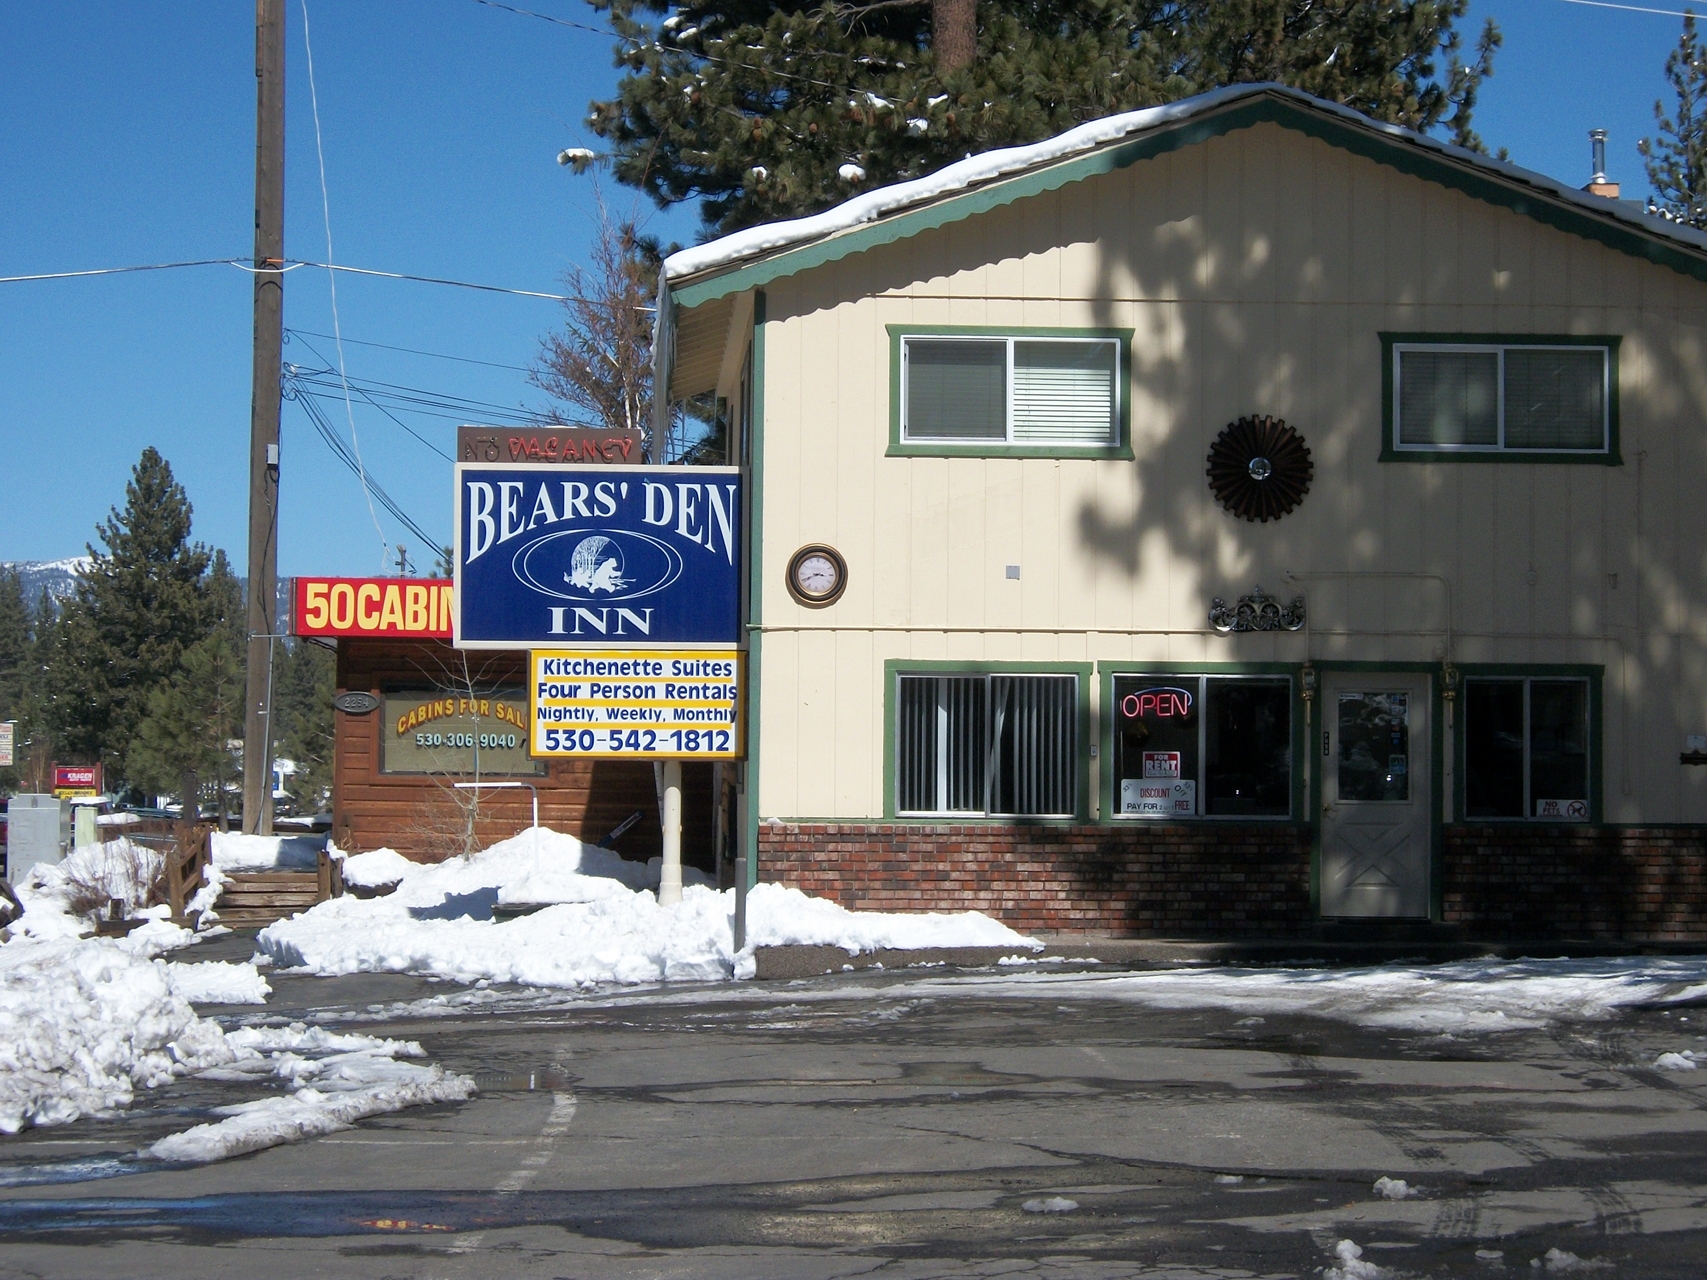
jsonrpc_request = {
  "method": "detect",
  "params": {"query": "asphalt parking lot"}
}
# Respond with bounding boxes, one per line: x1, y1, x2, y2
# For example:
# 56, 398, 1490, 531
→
3, 938, 1707, 1279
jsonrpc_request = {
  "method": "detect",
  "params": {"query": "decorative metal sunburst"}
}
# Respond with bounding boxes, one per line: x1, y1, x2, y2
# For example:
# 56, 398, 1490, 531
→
1206, 416, 1313, 522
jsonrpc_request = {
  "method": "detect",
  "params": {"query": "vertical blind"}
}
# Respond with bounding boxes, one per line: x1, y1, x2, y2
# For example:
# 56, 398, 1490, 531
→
896, 673, 1076, 816
904, 336, 1118, 445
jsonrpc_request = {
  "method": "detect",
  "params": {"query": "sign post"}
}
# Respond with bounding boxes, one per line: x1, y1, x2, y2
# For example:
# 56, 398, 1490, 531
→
0, 722, 14, 769
455, 462, 744, 907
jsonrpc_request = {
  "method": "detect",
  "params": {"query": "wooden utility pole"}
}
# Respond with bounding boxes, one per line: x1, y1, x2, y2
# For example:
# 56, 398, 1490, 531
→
242, 0, 285, 836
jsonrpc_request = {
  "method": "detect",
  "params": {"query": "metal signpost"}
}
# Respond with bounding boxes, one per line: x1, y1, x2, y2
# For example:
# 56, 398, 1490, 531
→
453, 461, 744, 905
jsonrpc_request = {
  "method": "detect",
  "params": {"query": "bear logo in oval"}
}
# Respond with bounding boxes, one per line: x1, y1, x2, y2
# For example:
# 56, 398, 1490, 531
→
514, 529, 684, 603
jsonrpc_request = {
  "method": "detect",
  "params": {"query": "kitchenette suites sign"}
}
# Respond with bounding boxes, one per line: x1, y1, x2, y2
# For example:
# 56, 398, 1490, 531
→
453, 461, 745, 760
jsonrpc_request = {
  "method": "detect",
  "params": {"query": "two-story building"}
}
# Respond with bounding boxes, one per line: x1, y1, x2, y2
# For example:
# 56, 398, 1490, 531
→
656, 83, 1707, 941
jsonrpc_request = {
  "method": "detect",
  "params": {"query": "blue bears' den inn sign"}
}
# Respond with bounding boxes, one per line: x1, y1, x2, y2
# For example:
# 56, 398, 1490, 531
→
454, 464, 742, 650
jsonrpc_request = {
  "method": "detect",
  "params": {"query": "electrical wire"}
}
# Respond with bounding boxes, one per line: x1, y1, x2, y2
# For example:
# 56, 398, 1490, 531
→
1557, 0, 1699, 16
285, 375, 445, 555
286, 327, 534, 372
0, 258, 250, 283
302, 0, 389, 570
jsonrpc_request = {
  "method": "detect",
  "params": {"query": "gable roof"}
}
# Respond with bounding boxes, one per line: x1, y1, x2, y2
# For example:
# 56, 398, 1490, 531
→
662, 83, 1707, 310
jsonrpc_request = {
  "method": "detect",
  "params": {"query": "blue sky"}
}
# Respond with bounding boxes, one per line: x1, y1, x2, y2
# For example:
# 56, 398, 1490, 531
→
0, 0, 1690, 577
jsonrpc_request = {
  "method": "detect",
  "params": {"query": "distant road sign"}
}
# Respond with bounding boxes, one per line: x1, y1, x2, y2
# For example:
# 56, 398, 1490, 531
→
455, 464, 742, 649
530, 649, 743, 759
0, 721, 14, 768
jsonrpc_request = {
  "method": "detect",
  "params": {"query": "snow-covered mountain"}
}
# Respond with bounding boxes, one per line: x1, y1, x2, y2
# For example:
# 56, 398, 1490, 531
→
1, 558, 89, 607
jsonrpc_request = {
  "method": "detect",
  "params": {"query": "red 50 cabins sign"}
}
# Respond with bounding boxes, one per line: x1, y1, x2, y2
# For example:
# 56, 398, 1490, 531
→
295, 578, 454, 638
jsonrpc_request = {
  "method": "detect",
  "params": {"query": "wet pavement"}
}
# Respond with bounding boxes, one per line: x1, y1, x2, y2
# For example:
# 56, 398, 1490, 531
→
3, 937, 1707, 1277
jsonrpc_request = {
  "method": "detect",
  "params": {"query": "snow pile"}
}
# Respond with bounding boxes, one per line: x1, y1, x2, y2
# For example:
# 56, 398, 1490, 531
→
1324, 1239, 1385, 1280
1655, 1050, 1700, 1070
8, 838, 166, 940
919, 956, 1707, 1034
166, 960, 271, 1005
1021, 1196, 1078, 1213
210, 833, 324, 872
335, 846, 413, 889
1537, 1247, 1612, 1273
0, 938, 233, 1132
256, 827, 1034, 989
1372, 1175, 1415, 1200
149, 1023, 474, 1164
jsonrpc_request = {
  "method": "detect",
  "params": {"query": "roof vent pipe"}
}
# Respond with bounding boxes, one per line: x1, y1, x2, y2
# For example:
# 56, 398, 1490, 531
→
1585, 129, 1620, 199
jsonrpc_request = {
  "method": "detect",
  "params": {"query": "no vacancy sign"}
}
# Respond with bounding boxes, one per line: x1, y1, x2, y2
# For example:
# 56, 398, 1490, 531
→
454, 464, 742, 649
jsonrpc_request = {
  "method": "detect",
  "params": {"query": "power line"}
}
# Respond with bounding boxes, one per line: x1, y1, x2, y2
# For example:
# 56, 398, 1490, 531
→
1557, 0, 1699, 16
286, 327, 535, 372
0, 258, 249, 283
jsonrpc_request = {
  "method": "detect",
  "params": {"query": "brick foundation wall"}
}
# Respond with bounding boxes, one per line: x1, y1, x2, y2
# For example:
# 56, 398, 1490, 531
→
759, 822, 1316, 937
1443, 826, 1707, 942
761, 821, 1707, 942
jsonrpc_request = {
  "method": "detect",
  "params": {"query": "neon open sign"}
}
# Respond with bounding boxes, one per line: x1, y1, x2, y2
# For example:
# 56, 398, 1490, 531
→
1121, 686, 1194, 719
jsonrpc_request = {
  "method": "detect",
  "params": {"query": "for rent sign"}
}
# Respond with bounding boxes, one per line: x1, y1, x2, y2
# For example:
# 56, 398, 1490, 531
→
455, 465, 742, 649
530, 649, 743, 759
295, 578, 454, 638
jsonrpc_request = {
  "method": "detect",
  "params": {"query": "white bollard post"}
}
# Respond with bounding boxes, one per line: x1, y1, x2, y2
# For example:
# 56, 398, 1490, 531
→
659, 758, 683, 906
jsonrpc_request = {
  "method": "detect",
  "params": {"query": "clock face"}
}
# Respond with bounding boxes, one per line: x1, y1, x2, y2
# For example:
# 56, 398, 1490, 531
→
787, 545, 846, 605
796, 554, 838, 594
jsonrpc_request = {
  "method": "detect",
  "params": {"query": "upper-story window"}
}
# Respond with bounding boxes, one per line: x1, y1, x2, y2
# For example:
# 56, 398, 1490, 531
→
892, 328, 1128, 454
1385, 335, 1618, 460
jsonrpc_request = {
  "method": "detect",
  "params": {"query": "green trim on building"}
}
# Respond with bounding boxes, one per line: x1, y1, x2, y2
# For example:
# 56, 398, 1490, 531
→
881, 659, 1095, 822
742, 292, 767, 891
1093, 661, 1304, 826
668, 94, 1707, 310
884, 324, 1136, 459
1449, 663, 1605, 826
1378, 333, 1623, 466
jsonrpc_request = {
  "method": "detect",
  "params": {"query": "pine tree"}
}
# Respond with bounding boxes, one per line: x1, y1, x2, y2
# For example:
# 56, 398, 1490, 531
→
49, 448, 219, 783
0, 570, 35, 792
272, 639, 335, 815
580, 0, 1499, 235
1641, 13, 1707, 228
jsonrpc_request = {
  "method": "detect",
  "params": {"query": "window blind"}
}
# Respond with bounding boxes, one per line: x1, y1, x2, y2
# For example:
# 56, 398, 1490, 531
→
1011, 341, 1117, 444
904, 340, 1005, 439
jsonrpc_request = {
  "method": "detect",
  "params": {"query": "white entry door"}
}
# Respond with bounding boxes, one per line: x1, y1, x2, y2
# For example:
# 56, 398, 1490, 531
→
1320, 674, 1432, 918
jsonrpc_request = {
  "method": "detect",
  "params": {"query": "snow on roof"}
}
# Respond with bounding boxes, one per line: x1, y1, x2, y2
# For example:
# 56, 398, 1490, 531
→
663, 83, 1707, 285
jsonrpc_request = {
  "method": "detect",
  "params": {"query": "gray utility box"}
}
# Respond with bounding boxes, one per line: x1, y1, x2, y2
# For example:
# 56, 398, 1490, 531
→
6, 794, 68, 881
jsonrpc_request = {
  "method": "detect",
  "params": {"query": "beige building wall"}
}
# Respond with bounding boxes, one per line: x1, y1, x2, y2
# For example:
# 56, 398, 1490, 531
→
727, 120, 1707, 825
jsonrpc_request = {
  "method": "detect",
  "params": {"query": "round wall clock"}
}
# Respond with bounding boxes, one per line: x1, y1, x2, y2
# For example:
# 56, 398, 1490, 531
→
786, 544, 848, 606
1206, 415, 1313, 522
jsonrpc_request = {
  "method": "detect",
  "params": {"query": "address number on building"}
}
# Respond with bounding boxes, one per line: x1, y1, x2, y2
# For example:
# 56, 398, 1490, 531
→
529, 649, 744, 759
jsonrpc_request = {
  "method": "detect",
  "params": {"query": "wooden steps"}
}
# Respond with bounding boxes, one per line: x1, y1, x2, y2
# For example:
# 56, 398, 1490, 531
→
214, 871, 324, 928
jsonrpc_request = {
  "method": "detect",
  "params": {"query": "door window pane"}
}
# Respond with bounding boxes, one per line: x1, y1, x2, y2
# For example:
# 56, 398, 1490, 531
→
904, 339, 1005, 439
1398, 350, 1498, 446
1204, 678, 1291, 815
1338, 692, 1411, 802
1465, 680, 1524, 818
